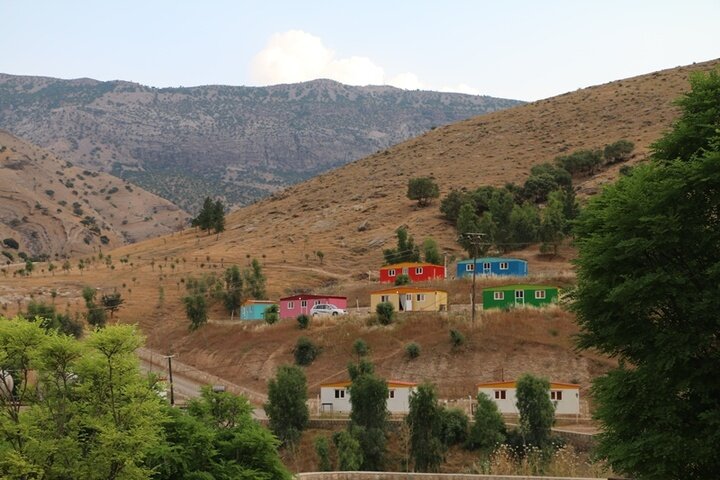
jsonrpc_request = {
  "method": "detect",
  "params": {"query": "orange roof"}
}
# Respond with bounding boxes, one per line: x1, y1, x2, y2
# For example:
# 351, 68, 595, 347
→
371, 286, 447, 295
321, 380, 418, 388
381, 262, 443, 269
241, 300, 276, 305
477, 380, 580, 390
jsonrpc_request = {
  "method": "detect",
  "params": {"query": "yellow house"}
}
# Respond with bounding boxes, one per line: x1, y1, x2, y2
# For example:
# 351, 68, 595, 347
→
370, 286, 448, 312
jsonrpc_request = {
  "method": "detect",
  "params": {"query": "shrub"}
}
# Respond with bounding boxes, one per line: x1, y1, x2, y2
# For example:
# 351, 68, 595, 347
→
2, 238, 19, 250
376, 302, 395, 325
294, 336, 319, 366
394, 274, 410, 286
264, 304, 279, 324
314, 436, 332, 471
440, 408, 469, 446
450, 329, 465, 349
407, 177, 440, 207
405, 342, 421, 359
296, 313, 310, 329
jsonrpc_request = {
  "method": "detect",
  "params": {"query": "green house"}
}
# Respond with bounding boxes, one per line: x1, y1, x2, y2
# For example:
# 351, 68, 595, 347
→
482, 284, 559, 310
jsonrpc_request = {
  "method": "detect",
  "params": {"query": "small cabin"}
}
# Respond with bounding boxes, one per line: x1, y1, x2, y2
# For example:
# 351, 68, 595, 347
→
320, 380, 418, 414
477, 380, 580, 415
456, 257, 528, 278
370, 287, 448, 312
379, 262, 446, 283
482, 284, 558, 309
239, 300, 277, 321
279, 294, 347, 319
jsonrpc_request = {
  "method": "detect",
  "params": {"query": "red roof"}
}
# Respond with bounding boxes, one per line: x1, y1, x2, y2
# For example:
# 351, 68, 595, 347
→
280, 294, 347, 301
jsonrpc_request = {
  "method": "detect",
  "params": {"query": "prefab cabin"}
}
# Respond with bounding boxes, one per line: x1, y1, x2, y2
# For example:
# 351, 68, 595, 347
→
279, 294, 347, 319
482, 284, 558, 309
379, 262, 446, 283
320, 380, 418, 414
370, 286, 448, 312
239, 300, 277, 321
477, 380, 580, 415
456, 257, 528, 278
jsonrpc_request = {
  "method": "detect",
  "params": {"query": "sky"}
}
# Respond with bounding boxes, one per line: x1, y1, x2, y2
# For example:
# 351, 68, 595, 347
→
1, 1, 719, 101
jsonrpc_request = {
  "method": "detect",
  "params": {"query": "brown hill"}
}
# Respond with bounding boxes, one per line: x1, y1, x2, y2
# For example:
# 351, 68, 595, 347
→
0, 75, 522, 212
0, 130, 188, 258
3, 59, 718, 405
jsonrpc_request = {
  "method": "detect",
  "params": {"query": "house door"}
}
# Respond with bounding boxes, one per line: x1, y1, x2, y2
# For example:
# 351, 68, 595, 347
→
483, 262, 491, 274
514, 290, 524, 305
405, 294, 413, 311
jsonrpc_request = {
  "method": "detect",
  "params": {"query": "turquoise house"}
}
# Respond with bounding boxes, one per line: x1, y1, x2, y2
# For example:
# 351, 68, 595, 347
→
240, 300, 276, 321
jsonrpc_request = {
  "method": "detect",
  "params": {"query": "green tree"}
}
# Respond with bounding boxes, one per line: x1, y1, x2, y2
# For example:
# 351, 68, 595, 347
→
572, 77, 720, 477
352, 338, 369, 360
440, 189, 470, 222
456, 203, 482, 255
376, 302, 395, 325
603, 139, 635, 163
24, 259, 33, 276
294, 336, 319, 366
82, 286, 107, 328
192, 197, 226, 235
516, 373, 555, 448
349, 367, 388, 470
333, 430, 363, 471
100, 291, 124, 318
244, 258, 267, 299
223, 265, 243, 320
314, 436, 332, 471
407, 382, 444, 472
439, 408, 469, 447
466, 392, 506, 451
394, 273, 410, 285
407, 177, 440, 207
296, 313, 310, 329
382, 227, 421, 264
183, 294, 208, 331
422, 238, 442, 265
508, 202, 540, 249
264, 365, 309, 446
264, 304, 279, 324
539, 189, 567, 256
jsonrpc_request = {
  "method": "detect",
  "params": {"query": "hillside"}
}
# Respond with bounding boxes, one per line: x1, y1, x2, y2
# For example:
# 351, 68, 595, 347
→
0, 75, 523, 212
0, 130, 188, 258
3, 59, 718, 405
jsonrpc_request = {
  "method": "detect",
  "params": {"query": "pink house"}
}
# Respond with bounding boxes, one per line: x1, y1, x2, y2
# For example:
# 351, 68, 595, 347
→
279, 294, 348, 319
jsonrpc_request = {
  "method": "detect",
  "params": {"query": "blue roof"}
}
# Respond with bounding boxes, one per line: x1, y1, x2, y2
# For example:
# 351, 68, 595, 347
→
456, 257, 527, 264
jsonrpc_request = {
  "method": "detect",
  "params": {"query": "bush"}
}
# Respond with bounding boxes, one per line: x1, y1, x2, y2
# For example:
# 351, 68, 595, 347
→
405, 342, 421, 359
603, 139, 635, 163
314, 436, 332, 471
440, 408, 469, 446
264, 304, 279, 324
450, 329, 465, 349
296, 313, 310, 329
294, 336, 319, 366
2, 238, 19, 250
376, 302, 395, 325
407, 177, 440, 207
394, 274, 410, 286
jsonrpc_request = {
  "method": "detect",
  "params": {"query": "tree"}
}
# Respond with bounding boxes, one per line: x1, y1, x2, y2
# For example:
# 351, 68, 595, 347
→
352, 338, 369, 360
382, 227, 421, 264
508, 202, 540, 249
192, 196, 226, 235
100, 291, 124, 318
294, 337, 319, 366
456, 203, 482, 255
394, 273, 410, 285
422, 238, 442, 265
62, 259, 71, 274
348, 366, 388, 470
466, 392, 506, 451
183, 294, 208, 331
264, 304, 279, 324
571, 71, 720, 479
539, 189, 567, 256
376, 302, 395, 325
296, 313, 310, 329
244, 258, 267, 299
406, 382, 444, 472
264, 365, 309, 446
516, 374, 555, 449
333, 430, 363, 471
439, 408, 469, 447
24, 259, 33, 276
407, 177, 440, 207
223, 265, 243, 320
82, 286, 106, 328
603, 139, 635, 164
314, 436, 332, 471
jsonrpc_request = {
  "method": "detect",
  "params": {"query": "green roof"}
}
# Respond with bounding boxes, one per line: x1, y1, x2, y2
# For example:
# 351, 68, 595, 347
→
483, 284, 558, 291
457, 257, 526, 264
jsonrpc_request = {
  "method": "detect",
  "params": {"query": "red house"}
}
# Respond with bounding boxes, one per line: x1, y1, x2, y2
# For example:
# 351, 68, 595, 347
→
379, 262, 446, 283
279, 294, 348, 319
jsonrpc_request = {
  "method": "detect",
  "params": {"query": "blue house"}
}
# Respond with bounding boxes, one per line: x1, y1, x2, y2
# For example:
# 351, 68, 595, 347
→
240, 300, 277, 321
456, 257, 528, 278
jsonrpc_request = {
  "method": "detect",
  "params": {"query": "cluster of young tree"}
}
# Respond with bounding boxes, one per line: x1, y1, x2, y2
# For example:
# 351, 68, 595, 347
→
572, 70, 720, 478
382, 227, 442, 267
0, 318, 290, 479
555, 139, 634, 176
183, 259, 267, 329
191, 196, 226, 234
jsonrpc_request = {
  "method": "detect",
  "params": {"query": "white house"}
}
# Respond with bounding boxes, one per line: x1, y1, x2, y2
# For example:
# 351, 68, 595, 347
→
477, 380, 580, 415
319, 380, 418, 414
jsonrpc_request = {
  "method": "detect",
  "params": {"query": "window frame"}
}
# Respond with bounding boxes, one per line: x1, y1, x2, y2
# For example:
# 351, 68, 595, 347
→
534, 290, 546, 299
388, 269, 396, 277
493, 291, 504, 301
499, 262, 509, 270
494, 390, 506, 400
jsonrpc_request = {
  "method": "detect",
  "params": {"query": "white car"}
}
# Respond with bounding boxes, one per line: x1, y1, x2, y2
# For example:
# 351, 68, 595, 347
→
309, 303, 347, 316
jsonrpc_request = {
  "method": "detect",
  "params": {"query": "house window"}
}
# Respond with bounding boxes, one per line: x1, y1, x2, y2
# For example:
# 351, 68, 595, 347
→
406, 294, 412, 301
499, 262, 509, 270
515, 290, 524, 299
483, 262, 491, 270
388, 269, 396, 277
535, 290, 546, 299
301, 300, 308, 308
381, 295, 390, 303
388, 390, 395, 399
550, 390, 562, 401
494, 390, 506, 400
493, 291, 504, 301
416, 294, 426, 302
287, 301, 294, 309
314, 300, 321, 305
334, 389, 345, 399
466, 263, 474, 271
415, 267, 423, 275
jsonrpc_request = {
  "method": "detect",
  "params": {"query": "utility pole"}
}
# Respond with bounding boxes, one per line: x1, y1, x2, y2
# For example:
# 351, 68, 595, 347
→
462, 233, 486, 325
164, 354, 175, 406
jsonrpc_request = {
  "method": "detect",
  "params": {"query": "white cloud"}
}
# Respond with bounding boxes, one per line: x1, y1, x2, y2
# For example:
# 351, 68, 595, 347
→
251, 30, 480, 95
439, 83, 481, 95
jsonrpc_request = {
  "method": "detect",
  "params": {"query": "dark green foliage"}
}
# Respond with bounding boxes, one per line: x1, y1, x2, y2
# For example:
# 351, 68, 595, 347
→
191, 196, 226, 234
294, 336, 318, 366
405, 342, 421, 359
348, 365, 388, 470
440, 189, 470, 222
82, 286, 107, 328
24, 301, 83, 338
3, 238, 19, 249
407, 177, 440, 207
296, 313, 310, 329
555, 149, 603, 175
516, 374, 555, 449
603, 139, 635, 163
24, 259, 34, 276
1, 251, 13, 262
352, 338, 369, 359
449, 329, 465, 349
183, 294, 207, 331
539, 190, 568, 255
183, 274, 219, 330
263, 304, 279, 324
394, 273, 410, 285
314, 436, 332, 471
333, 430, 363, 471
223, 265, 243, 319
422, 238, 442, 265
439, 407, 469, 447
508, 202, 540, 248
244, 258, 267, 299
100, 291, 124, 318
382, 227, 420, 264
347, 358, 374, 381
375, 302, 395, 325
407, 382, 444, 472
264, 365, 309, 446
466, 392, 506, 451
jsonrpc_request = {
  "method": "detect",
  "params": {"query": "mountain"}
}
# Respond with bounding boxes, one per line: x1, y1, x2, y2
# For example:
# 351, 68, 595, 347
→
0, 130, 189, 259
0, 75, 523, 212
